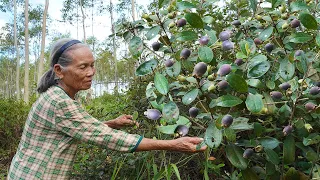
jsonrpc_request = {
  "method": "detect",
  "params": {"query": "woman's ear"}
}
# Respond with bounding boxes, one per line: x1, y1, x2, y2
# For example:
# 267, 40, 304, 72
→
53, 64, 64, 79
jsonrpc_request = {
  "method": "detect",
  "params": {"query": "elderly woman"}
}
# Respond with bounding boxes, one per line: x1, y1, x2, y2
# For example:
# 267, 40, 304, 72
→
8, 38, 206, 179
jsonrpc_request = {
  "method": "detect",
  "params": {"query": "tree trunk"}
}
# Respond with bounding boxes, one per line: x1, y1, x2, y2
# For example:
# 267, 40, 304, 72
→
110, 0, 118, 94
80, 0, 86, 43
14, 0, 20, 99
24, 0, 30, 103
37, 0, 49, 85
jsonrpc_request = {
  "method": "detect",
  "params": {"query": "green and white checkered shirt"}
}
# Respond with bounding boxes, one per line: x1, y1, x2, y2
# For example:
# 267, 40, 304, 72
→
8, 86, 143, 180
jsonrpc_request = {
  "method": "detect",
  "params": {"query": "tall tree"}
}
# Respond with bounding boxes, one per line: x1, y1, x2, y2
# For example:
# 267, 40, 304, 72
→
37, 0, 49, 85
79, 0, 86, 43
110, 0, 117, 94
14, 0, 20, 99
23, 0, 30, 103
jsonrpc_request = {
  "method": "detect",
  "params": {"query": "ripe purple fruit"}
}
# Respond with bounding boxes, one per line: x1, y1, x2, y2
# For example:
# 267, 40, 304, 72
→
199, 36, 210, 45
283, 125, 293, 136
265, 43, 274, 53
218, 64, 232, 76
176, 18, 187, 27
234, 58, 244, 66
221, 114, 233, 128
218, 80, 229, 90
290, 19, 300, 28
152, 42, 161, 51
180, 48, 191, 60
175, 125, 189, 137
194, 62, 208, 78
310, 87, 320, 95
189, 107, 199, 118
165, 59, 174, 67
279, 82, 291, 90
222, 40, 234, 51
144, 109, 162, 120
295, 50, 303, 57
305, 102, 316, 111
254, 38, 262, 45
232, 20, 241, 26
243, 149, 254, 158
270, 91, 282, 99
219, 31, 231, 41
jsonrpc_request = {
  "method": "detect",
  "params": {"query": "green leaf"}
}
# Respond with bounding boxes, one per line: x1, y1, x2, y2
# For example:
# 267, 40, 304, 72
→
299, 12, 318, 30
198, 46, 213, 63
245, 93, 264, 113
283, 135, 295, 164
146, 26, 161, 40
272, 0, 283, 8
290, 1, 309, 12
279, 58, 295, 81
185, 13, 204, 28
241, 168, 259, 180
129, 36, 143, 58
258, 137, 280, 149
266, 80, 275, 90
236, 52, 247, 59
182, 88, 199, 105
170, 164, 181, 180
205, 122, 222, 148
230, 117, 254, 131
136, 59, 158, 76
247, 55, 270, 78
258, 27, 274, 41
210, 95, 243, 108
226, 74, 248, 93
249, 0, 257, 12
177, 31, 198, 41
158, 0, 170, 8
162, 101, 179, 120
154, 72, 169, 95
186, 77, 197, 84
132, 111, 138, 121
303, 134, 320, 146
226, 144, 248, 170
157, 124, 178, 134
203, 16, 214, 24
224, 128, 236, 142
265, 148, 280, 165
239, 40, 250, 56
289, 32, 313, 43
205, 29, 217, 45
166, 61, 181, 77
177, 1, 196, 11
285, 167, 300, 180
247, 79, 263, 88
316, 33, 320, 47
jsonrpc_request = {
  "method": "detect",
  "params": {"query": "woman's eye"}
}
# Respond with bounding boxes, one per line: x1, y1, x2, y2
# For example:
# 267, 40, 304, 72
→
80, 66, 86, 69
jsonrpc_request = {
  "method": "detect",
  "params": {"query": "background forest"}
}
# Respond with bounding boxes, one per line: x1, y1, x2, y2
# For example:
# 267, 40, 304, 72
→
1, 0, 320, 179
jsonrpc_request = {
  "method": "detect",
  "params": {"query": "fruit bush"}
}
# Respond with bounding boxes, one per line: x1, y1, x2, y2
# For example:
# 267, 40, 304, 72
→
116, 0, 320, 178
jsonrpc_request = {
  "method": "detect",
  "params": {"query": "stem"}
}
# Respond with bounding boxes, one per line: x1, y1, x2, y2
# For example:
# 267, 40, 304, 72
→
156, 13, 175, 53
190, 118, 206, 130
264, 101, 288, 105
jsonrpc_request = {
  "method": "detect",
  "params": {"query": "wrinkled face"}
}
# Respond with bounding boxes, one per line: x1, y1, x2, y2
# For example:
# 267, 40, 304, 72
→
56, 46, 95, 95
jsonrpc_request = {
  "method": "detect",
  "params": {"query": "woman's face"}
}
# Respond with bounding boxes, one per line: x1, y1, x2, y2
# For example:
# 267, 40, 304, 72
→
57, 46, 96, 95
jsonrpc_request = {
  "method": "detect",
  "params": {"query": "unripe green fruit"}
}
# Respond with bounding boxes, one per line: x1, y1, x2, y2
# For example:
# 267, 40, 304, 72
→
189, 107, 199, 118
290, 19, 300, 28
239, 94, 246, 100
208, 84, 216, 92
283, 125, 293, 136
305, 102, 316, 111
255, 15, 262, 20
142, 13, 149, 19
152, 42, 161, 51
168, 22, 175, 28
175, 125, 189, 137
282, 22, 289, 29
222, 114, 233, 128
254, 145, 264, 152
178, 75, 186, 82
279, 82, 291, 90
265, 43, 274, 53
270, 91, 282, 99
279, 6, 286, 13
207, 74, 214, 81
176, 18, 187, 27
180, 48, 191, 60
243, 149, 254, 158
167, 5, 174, 12
310, 87, 320, 95
168, 12, 176, 19
281, 13, 289, 20
194, 62, 208, 78
218, 64, 232, 76
218, 80, 229, 90
144, 109, 162, 120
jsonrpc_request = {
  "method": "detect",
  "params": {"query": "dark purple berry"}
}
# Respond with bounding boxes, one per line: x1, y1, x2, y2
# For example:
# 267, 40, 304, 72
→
199, 36, 210, 45
290, 19, 300, 28
144, 109, 162, 120
194, 62, 208, 77
234, 58, 244, 66
283, 125, 293, 136
305, 102, 316, 111
295, 50, 303, 57
165, 59, 174, 67
152, 42, 161, 51
175, 125, 189, 137
222, 40, 234, 51
180, 48, 191, 60
218, 80, 229, 90
232, 20, 241, 26
279, 82, 291, 90
270, 91, 282, 99
265, 43, 274, 53
243, 149, 254, 158
218, 64, 231, 76
254, 38, 262, 45
219, 31, 231, 41
189, 107, 199, 118
176, 18, 187, 27
310, 87, 320, 95
221, 114, 233, 128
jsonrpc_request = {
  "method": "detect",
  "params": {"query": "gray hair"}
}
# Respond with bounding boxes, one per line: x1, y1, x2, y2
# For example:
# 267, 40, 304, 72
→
37, 38, 87, 93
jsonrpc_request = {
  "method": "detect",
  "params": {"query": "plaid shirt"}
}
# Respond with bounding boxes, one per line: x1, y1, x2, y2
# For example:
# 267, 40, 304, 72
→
7, 86, 142, 180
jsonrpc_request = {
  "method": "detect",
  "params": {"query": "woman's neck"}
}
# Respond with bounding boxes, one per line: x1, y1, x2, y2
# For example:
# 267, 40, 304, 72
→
57, 82, 77, 99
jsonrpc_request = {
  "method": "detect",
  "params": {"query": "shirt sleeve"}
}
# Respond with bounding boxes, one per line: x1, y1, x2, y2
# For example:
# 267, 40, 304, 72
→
54, 98, 143, 152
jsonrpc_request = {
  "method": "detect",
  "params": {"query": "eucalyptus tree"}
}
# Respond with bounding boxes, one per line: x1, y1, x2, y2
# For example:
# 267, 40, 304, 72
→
23, 0, 30, 103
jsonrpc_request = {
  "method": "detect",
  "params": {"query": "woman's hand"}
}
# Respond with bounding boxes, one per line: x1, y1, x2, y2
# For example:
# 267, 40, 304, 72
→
170, 137, 207, 152
104, 115, 139, 129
